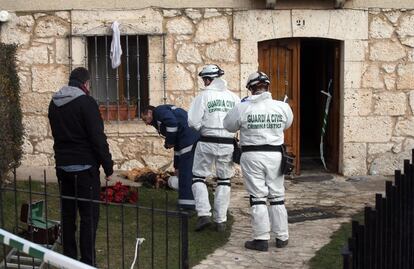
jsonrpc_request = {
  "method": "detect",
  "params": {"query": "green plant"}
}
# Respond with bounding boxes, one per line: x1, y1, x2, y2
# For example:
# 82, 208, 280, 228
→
309, 212, 364, 269
0, 43, 23, 184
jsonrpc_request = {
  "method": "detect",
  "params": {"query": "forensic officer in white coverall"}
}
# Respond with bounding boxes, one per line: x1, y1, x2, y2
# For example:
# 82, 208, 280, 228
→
223, 71, 293, 251
188, 64, 241, 232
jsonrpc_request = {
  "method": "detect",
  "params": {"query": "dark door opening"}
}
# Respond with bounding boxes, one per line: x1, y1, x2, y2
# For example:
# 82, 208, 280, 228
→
258, 38, 340, 174
300, 38, 340, 172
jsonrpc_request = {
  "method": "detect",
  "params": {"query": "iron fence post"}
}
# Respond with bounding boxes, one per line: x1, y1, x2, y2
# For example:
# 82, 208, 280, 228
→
375, 194, 383, 269
385, 181, 393, 269
391, 185, 397, 269
351, 220, 358, 269
165, 192, 169, 269
395, 170, 402, 269
180, 212, 189, 269
151, 199, 154, 269
13, 168, 21, 268
121, 203, 125, 269
403, 161, 410, 269
342, 244, 351, 269
363, 207, 369, 269
0, 175, 7, 269
105, 179, 110, 269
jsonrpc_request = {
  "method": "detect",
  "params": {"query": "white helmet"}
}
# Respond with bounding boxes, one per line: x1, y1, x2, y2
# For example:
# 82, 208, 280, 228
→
198, 64, 224, 78
246, 71, 270, 90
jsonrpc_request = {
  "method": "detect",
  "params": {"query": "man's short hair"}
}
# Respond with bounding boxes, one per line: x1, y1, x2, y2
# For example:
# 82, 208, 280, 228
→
141, 105, 155, 115
69, 67, 90, 83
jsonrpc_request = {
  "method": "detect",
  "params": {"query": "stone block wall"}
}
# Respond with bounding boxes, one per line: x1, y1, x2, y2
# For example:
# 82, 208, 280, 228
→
1, 12, 70, 168
158, 8, 241, 110
1, 7, 414, 175
0, 8, 241, 171
347, 9, 414, 175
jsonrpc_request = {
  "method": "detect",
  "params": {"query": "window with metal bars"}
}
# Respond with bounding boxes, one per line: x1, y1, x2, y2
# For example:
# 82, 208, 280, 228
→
87, 35, 149, 121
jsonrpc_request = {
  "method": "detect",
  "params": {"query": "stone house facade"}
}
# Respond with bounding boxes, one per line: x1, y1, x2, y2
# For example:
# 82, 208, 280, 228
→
0, 0, 413, 176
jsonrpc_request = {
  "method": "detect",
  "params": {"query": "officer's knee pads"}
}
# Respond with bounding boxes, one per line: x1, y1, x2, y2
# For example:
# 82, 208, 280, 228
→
192, 175, 206, 185
268, 196, 285, 206
217, 177, 231, 187
249, 195, 267, 207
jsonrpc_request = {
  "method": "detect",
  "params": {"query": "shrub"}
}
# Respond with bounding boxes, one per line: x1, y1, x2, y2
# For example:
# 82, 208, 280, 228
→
0, 43, 23, 184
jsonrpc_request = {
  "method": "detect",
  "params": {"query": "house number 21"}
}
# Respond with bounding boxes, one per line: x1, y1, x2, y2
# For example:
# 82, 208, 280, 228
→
296, 19, 306, 27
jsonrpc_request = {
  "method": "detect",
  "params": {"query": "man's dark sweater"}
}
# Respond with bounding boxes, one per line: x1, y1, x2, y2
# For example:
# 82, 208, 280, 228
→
48, 86, 113, 176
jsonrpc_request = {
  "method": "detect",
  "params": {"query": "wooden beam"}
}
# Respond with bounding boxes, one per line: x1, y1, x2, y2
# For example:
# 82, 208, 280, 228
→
266, 0, 277, 9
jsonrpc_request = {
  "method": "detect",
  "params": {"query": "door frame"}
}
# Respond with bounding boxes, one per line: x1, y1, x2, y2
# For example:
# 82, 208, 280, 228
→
258, 37, 342, 175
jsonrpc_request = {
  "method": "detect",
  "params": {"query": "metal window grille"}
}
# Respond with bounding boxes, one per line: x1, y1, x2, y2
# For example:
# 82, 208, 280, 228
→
85, 35, 149, 122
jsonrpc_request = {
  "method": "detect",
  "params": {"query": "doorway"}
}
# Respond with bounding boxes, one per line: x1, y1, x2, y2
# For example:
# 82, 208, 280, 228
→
300, 38, 340, 173
258, 38, 340, 174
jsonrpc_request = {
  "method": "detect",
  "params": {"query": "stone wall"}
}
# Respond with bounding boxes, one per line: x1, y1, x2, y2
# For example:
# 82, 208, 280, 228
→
159, 8, 240, 108
1, 7, 414, 175
1, 12, 70, 168
356, 9, 414, 175
0, 8, 241, 171
3, 0, 414, 12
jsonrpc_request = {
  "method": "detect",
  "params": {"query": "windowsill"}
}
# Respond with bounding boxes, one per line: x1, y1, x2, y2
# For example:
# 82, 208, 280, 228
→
104, 119, 158, 136
104, 119, 142, 124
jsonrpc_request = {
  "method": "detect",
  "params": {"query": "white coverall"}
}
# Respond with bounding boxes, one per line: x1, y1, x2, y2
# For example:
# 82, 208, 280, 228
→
223, 91, 293, 241
188, 78, 241, 223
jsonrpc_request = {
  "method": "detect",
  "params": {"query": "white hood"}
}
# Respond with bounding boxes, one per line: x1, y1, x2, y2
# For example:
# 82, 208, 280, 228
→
246, 91, 272, 103
202, 78, 228, 92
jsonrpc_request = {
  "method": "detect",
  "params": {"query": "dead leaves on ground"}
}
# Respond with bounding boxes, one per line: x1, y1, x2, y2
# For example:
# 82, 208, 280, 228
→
121, 167, 173, 189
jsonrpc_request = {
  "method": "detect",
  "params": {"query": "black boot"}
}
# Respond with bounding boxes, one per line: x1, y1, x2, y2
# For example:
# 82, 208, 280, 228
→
215, 222, 226, 232
195, 216, 211, 231
276, 238, 289, 248
244, 240, 268, 251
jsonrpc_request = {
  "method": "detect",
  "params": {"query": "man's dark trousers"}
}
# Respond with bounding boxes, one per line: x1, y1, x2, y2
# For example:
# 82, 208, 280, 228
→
177, 150, 196, 209
57, 167, 100, 266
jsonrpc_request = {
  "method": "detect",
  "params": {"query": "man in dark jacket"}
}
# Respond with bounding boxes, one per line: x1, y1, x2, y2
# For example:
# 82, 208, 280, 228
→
48, 67, 113, 265
141, 105, 199, 210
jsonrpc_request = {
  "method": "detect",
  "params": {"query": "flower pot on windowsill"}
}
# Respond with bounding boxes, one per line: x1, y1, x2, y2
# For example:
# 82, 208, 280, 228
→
99, 104, 137, 121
